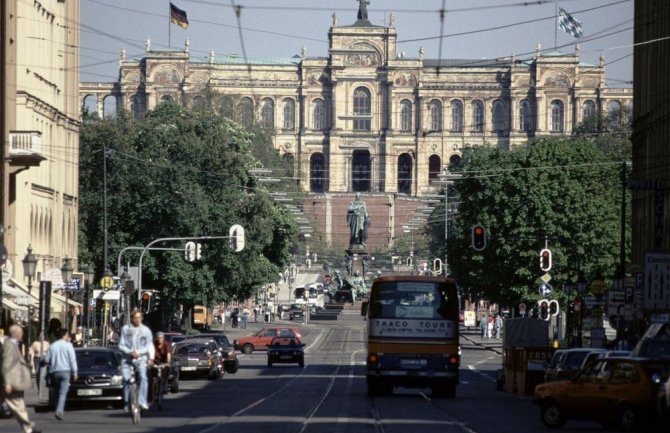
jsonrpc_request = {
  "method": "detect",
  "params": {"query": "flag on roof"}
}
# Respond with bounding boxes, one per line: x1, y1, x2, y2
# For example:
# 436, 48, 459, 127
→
558, 8, 583, 39
170, 2, 189, 29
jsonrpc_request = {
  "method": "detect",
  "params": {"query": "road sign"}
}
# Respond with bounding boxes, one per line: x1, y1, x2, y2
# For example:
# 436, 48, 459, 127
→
519, 302, 526, 311
538, 282, 552, 297
100, 275, 114, 290
589, 279, 607, 295
643, 251, 670, 311
540, 273, 552, 284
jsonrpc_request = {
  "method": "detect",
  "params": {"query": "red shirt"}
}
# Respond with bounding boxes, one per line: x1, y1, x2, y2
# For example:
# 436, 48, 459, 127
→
154, 340, 171, 364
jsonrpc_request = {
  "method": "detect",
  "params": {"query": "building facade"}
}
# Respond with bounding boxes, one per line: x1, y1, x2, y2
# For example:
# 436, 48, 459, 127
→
1, 0, 81, 321
80, 11, 632, 249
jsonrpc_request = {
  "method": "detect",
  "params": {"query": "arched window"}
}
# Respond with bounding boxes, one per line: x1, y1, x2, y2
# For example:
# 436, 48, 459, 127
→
429, 100, 442, 131
192, 95, 207, 111
160, 95, 174, 103
239, 97, 254, 127
313, 98, 326, 130
353, 87, 371, 131
607, 100, 622, 127
471, 100, 484, 132
519, 100, 532, 132
428, 155, 441, 182
282, 99, 295, 130
352, 150, 371, 192
310, 153, 326, 193
583, 100, 596, 120
283, 153, 295, 179
130, 94, 144, 120
400, 100, 412, 132
103, 95, 117, 118
450, 100, 463, 132
550, 100, 564, 132
260, 98, 274, 128
219, 95, 235, 119
397, 153, 413, 195
82, 94, 97, 115
492, 100, 505, 132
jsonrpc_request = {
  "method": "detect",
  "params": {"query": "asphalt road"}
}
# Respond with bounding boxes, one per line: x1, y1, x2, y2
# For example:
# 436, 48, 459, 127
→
2, 313, 621, 433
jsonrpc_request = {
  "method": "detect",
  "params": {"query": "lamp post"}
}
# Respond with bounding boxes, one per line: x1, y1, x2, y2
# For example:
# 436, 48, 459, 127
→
82, 264, 95, 345
60, 256, 73, 334
576, 273, 588, 347
22, 245, 38, 358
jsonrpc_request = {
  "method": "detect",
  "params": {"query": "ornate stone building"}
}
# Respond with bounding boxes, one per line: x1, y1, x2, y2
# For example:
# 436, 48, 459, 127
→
80, 9, 632, 249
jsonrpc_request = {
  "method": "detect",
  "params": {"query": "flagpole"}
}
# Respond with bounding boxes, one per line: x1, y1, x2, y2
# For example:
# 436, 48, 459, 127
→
554, 1, 558, 50
168, 1, 171, 48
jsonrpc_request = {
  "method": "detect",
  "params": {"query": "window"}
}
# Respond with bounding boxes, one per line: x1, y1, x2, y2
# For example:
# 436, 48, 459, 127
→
310, 153, 326, 193
313, 99, 326, 130
352, 150, 371, 192
450, 100, 463, 132
103, 95, 117, 118
353, 87, 371, 131
607, 100, 622, 128
261, 98, 274, 128
550, 100, 564, 132
160, 95, 174, 103
400, 100, 412, 132
583, 100, 596, 120
429, 100, 442, 131
397, 153, 412, 195
492, 100, 505, 132
471, 100, 484, 132
520, 100, 532, 132
239, 97, 254, 128
82, 94, 97, 115
282, 99, 295, 130
429, 155, 441, 182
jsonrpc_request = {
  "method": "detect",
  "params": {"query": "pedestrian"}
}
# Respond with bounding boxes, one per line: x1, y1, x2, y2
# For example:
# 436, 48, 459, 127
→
241, 307, 250, 329
479, 316, 487, 340
253, 306, 259, 323
494, 314, 503, 339
71, 326, 84, 347
1, 324, 42, 433
231, 309, 239, 328
487, 316, 494, 339
44, 328, 78, 421
28, 333, 49, 392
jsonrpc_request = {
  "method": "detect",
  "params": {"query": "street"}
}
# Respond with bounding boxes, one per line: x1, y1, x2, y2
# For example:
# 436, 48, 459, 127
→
3, 313, 620, 433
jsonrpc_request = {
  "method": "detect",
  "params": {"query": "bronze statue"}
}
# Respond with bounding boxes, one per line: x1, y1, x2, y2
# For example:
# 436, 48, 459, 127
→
357, 0, 370, 21
347, 192, 369, 247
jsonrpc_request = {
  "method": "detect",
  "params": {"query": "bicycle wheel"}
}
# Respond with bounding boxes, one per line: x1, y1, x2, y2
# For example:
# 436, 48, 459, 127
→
157, 377, 164, 411
131, 383, 141, 424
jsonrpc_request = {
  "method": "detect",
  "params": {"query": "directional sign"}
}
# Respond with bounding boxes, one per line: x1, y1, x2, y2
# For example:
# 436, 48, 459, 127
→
538, 282, 552, 297
100, 276, 114, 291
540, 273, 552, 284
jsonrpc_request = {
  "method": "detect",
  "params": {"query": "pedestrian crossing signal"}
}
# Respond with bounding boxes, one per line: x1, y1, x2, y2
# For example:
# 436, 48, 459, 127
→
471, 224, 487, 251
540, 249, 552, 272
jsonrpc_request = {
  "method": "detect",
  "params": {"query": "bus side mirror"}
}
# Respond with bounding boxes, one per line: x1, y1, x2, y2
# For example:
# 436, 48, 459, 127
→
360, 301, 368, 316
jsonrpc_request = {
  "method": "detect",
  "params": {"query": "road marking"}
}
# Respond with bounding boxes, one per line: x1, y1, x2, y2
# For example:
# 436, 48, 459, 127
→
304, 327, 327, 353
466, 365, 496, 383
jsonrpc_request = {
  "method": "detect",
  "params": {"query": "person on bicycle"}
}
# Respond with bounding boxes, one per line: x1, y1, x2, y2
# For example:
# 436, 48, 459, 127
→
151, 332, 172, 400
118, 309, 154, 411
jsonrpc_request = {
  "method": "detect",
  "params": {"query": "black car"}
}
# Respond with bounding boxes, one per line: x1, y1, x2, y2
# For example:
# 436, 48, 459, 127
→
188, 333, 239, 374
173, 340, 224, 379
267, 337, 304, 368
288, 304, 305, 321
50, 348, 124, 408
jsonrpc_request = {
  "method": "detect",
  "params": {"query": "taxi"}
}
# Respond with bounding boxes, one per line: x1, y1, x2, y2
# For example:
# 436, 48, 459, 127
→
533, 357, 670, 430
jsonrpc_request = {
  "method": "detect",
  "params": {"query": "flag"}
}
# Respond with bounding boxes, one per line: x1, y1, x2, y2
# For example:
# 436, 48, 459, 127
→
170, 2, 189, 29
558, 7, 583, 39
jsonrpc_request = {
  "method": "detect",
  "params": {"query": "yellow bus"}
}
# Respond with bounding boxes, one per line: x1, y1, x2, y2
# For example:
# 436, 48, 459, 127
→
362, 275, 460, 397
191, 305, 212, 329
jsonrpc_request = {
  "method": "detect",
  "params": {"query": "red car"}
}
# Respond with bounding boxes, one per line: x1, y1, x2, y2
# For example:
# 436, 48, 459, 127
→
234, 327, 302, 354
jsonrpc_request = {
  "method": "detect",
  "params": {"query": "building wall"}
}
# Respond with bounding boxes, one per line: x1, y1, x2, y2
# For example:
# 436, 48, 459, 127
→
632, 0, 670, 264
2, 0, 80, 285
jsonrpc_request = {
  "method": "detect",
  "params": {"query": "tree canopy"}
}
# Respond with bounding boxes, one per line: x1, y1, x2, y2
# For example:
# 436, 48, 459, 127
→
78, 103, 298, 309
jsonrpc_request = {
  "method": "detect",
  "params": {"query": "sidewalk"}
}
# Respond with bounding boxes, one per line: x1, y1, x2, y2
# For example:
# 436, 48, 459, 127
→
461, 327, 504, 355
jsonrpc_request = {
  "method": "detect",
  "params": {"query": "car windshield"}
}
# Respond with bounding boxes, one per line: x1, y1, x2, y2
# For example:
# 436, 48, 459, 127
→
77, 351, 119, 369
565, 352, 589, 369
271, 338, 300, 346
177, 344, 208, 355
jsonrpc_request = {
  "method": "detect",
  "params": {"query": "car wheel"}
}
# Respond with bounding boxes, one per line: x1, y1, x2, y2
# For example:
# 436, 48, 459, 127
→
243, 344, 254, 354
299, 360, 304, 368
171, 378, 180, 394
267, 360, 273, 368
617, 404, 637, 431
540, 401, 566, 428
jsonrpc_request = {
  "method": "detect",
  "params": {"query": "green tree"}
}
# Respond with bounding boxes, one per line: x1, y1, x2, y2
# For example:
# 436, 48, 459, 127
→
428, 137, 627, 307
79, 103, 297, 316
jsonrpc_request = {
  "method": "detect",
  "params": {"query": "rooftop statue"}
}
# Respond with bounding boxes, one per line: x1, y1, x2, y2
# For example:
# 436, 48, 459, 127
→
357, 0, 370, 21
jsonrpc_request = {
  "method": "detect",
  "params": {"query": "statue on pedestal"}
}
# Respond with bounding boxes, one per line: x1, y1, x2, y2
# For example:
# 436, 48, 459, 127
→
347, 192, 369, 247
357, 0, 370, 21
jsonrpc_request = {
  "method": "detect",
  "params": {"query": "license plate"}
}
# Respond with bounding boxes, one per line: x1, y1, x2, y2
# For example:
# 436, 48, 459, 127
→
280, 355, 292, 360
181, 366, 197, 371
77, 388, 102, 396
400, 359, 427, 369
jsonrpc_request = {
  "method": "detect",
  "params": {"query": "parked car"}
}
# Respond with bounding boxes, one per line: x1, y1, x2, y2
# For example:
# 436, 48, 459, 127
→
267, 337, 305, 367
544, 348, 595, 382
50, 348, 124, 408
234, 327, 302, 354
577, 349, 608, 371
534, 357, 670, 430
188, 333, 239, 374
173, 339, 224, 379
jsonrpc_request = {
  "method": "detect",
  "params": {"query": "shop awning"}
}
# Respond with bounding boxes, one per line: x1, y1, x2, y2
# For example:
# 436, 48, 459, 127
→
2, 297, 28, 311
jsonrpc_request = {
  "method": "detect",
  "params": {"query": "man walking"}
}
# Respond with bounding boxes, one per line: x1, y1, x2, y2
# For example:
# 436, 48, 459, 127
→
479, 316, 487, 340
44, 328, 78, 420
118, 309, 154, 411
241, 307, 250, 329
28, 333, 49, 393
1, 325, 41, 433
494, 314, 503, 340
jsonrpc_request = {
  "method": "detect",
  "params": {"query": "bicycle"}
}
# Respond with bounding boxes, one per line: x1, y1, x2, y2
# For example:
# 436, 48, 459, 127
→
124, 363, 142, 424
151, 364, 169, 411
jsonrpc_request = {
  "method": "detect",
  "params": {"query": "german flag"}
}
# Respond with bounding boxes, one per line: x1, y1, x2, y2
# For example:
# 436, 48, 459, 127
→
170, 3, 189, 29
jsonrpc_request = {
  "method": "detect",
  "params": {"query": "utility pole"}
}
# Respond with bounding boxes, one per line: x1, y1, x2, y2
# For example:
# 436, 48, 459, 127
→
103, 146, 110, 270
434, 169, 462, 276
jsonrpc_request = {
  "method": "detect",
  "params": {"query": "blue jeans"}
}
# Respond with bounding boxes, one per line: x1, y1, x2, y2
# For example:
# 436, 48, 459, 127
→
122, 361, 149, 407
52, 371, 71, 415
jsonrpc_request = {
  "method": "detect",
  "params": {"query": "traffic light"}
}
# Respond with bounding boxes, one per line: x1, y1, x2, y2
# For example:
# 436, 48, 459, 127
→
540, 249, 552, 272
539, 300, 549, 320
151, 291, 161, 313
196, 243, 202, 260
471, 224, 487, 251
141, 291, 152, 314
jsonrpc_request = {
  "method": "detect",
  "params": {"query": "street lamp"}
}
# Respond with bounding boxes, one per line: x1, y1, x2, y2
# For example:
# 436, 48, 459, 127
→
61, 256, 74, 334
22, 245, 38, 358
576, 273, 588, 347
82, 264, 95, 343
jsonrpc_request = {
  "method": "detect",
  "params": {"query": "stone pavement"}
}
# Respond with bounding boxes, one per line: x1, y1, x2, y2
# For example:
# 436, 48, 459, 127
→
461, 326, 504, 355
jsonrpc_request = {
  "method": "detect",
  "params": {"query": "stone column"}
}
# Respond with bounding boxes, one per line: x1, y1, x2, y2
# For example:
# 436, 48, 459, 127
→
386, 82, 394, 132
345, 154, 352, 192
510, 96, 518, 132
331, 80, 338, 130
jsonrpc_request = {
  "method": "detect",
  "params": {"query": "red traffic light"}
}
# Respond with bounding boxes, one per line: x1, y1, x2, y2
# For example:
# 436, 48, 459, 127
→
540, 248, 552, 271
142, 292, 151, 302
471, 224, 487, 251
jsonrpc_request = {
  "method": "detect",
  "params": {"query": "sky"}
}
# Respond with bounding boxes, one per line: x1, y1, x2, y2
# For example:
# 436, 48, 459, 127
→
80, 0, 634, 86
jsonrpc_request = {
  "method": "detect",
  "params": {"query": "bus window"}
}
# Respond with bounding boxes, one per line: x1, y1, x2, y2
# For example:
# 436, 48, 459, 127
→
369, 281, 457, 320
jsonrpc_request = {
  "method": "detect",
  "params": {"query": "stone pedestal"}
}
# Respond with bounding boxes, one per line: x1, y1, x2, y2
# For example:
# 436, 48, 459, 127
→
346, 244, 368, 276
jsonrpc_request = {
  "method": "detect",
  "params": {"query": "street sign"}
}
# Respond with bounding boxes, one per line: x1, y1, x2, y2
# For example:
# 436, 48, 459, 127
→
589, 279, 607, 295
583, 296, 605, 307
100, 275, 114, 290
538, 282, 552, 297
643, 251, 670, 311
540, 273, 552, 284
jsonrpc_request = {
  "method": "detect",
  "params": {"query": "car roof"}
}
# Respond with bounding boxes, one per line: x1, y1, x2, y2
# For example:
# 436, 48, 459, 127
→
175, 339, 212, 346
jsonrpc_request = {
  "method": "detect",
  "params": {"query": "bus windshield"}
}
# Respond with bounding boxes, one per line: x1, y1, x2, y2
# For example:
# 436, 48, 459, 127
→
369, 281, 457, 320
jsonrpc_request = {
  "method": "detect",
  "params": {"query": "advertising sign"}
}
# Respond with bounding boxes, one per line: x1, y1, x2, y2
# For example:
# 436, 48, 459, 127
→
370, 319, 457, 339
643, 251, 670, 311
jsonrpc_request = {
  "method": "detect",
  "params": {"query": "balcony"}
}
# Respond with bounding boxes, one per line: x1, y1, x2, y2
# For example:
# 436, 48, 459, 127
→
7, 131, 47, 167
